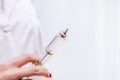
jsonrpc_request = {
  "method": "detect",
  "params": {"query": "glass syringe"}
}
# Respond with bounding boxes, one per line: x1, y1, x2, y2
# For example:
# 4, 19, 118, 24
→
33, 29, 68, 66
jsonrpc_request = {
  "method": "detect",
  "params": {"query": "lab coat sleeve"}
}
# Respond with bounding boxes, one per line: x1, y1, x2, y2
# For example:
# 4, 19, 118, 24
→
25, 0, 44, 58
33, 19, 44, 58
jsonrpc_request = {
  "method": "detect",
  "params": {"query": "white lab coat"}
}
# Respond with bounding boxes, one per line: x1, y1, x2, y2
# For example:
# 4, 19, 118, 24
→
0, 0, 43, 63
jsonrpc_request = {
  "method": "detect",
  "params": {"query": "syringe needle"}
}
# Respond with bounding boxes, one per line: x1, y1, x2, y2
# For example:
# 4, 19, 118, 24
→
64, 28, 69, 34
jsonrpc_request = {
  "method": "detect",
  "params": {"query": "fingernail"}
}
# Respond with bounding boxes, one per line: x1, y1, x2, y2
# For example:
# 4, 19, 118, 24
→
49, 73, 52, 78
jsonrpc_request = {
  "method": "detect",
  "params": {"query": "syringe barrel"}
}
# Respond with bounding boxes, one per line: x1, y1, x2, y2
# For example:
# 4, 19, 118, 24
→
41, 32, 66, 64
33, 29, 68, 66
47, 32, 66, 53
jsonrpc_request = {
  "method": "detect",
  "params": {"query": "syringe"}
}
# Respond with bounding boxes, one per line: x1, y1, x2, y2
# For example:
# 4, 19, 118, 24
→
33, 29, 68, 66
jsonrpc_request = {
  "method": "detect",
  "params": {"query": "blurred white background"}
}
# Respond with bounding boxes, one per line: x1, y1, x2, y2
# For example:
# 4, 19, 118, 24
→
33, 0, 120, 80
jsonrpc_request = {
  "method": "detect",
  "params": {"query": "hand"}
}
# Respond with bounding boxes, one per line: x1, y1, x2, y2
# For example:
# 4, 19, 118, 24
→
0, 54, 52, 80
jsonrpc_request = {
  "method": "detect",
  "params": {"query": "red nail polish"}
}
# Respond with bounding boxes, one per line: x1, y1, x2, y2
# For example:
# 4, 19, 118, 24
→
49, 73, 52, 78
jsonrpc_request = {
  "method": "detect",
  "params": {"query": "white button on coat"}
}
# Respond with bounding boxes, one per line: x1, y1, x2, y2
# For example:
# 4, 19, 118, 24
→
0, 0, 43, 63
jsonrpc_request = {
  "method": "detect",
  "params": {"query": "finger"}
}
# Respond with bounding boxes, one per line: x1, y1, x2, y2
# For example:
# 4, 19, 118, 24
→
0, 64, 7, 71
6, 54, 41, 67
36, 76, 52, 80
17, 66, 51, 79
